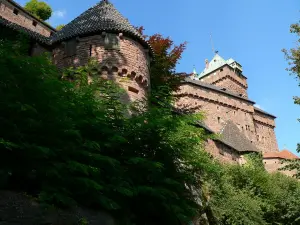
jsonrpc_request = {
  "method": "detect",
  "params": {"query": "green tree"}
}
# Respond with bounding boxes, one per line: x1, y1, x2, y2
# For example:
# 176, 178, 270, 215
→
209, 153, 300, 225
0, 35, 216, 224
283, 20, 300, 178
24, 0, 52, 21
56, 24, 65, 31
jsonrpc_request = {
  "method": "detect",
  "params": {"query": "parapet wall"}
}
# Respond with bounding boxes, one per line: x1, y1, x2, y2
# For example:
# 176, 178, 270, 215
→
0, 0, 54, 37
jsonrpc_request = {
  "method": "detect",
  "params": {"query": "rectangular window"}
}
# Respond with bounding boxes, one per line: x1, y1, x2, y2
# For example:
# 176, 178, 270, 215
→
13, 8, 19, 15
32, 21, 37, 27
217, 117, 220, 123
89, 45, 93, 57
104, 33, 120, 50
128, 86, 139, 94
65, 39, 77, 57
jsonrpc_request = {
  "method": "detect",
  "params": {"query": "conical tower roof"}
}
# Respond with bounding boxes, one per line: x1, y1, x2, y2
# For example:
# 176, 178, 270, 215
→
51, 0, 152, 52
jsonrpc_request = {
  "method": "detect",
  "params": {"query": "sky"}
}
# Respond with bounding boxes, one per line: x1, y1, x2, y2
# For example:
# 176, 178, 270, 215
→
17, 0, 300, 155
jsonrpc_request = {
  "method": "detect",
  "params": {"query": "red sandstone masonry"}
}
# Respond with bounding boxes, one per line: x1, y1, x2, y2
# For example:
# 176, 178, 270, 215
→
264, 158, 297, 177
0, 0, 54, 37
52, 35, 150, 102
254, 110, 278, 152
200, 65, 248, 97
205, 139, 241, 164
175, 83, 278, 153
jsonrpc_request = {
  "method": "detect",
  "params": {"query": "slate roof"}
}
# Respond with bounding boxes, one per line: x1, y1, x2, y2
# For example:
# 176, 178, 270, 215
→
51, 0, 153, 53
219, 120, 259, 152
183, 78, 255, 104
254, 107, 276, 118
0, 16, 50, 45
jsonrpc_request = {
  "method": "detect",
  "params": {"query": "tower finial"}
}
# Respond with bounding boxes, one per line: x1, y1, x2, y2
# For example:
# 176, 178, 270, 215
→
210, 32, 215, 56
193, 65, 197, 75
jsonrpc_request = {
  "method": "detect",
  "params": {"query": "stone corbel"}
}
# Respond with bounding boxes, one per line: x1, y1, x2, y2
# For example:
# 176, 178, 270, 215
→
101, 32, 107, 38
142, 78, 149, 87
118, 33, 124, 39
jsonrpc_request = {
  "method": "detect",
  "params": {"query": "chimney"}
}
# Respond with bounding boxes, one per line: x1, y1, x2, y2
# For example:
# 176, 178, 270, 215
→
205, 59, 209, 69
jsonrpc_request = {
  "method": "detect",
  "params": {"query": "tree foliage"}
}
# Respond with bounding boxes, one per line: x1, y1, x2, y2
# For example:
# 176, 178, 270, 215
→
56, 24, 65, 31
136, 26, 188, 106
24, 0, 52, 21
2, 24, 300, 225
209, 153, 300, 225
283, 20, 300, 178
0, 35, 216, 225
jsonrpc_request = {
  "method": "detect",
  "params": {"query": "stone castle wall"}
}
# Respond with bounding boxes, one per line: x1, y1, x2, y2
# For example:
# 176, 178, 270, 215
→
263, 158, 297, 177
200, 65, 248, 97
205, 139, 242, 164
0, 0, 54, 37
254, 110, 279, 152
175, 83, 278, 154
52, 34, 150, 102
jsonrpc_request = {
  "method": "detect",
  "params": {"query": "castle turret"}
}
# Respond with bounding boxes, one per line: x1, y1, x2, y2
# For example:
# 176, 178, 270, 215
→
197, 52, 248, 98
51, 0, 153, 102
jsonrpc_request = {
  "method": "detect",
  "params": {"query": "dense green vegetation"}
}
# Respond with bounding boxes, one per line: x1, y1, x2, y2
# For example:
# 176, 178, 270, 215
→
0, 32, 300, 225
283, 20, 300, 179
24, 0, 52, 21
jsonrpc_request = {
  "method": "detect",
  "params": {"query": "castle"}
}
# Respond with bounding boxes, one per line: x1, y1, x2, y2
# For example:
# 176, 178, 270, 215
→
0, 0, 298, 174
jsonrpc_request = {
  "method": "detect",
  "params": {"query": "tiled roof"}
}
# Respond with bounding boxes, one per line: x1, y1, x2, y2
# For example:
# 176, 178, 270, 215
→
51, 0, 152, 53
0, 16, 50, 45
254, 107, 276, 118
219, 120, 259, 152
183, 78, 255, 104
264, 150, 299, 159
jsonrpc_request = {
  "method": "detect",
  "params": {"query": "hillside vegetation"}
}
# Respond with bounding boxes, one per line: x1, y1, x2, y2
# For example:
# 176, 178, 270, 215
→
0, 33, 300, 225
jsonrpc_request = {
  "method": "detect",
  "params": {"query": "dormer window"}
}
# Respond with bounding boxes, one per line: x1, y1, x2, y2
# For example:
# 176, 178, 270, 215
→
32, 21, 37, 27
104, 33, 120, 50
13, 8, 19, 15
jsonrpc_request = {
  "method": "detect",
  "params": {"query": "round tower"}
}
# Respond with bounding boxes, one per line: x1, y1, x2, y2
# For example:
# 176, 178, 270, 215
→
51, 0, 153, 102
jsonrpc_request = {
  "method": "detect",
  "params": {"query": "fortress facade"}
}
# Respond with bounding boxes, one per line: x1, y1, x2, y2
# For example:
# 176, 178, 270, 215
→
1, 0, 298, 172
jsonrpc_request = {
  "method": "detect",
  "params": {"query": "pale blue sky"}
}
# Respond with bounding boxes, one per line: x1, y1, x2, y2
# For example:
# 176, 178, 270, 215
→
18, 0, 300, 155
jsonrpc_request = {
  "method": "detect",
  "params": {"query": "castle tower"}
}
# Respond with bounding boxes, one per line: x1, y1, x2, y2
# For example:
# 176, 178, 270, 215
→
196, 52, 248, 98
51, 0, 153, 102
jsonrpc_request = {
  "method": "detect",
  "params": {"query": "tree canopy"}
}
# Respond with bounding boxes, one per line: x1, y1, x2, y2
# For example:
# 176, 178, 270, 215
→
283, 20, 300, 178
24, 0, 52, 21
56, 24, 65, 31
